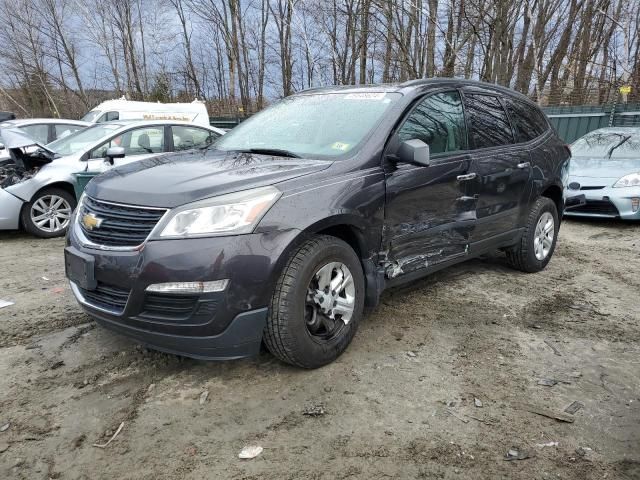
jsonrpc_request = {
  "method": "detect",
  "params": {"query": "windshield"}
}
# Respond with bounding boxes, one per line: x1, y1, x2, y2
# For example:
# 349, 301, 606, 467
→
47, 123, 121, 156
572, 131, 640, 158
81, 110, 102, 123
215, 92, 402, 158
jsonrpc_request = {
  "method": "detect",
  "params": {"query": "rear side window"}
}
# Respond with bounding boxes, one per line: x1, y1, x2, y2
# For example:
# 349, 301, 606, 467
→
464, 94, 514, 149
505, 99, 548, 142
397, 91, 467, 154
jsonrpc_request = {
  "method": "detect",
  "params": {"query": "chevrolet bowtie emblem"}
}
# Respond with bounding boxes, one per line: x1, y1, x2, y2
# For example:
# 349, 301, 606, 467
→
81, 213, 103, 231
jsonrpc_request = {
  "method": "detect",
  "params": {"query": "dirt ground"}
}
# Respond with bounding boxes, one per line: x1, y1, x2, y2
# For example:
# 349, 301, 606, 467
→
0, 218, 639, 480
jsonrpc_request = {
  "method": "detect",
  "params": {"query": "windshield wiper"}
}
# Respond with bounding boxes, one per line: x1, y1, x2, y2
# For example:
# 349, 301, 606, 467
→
607, 135, 631, 158
236, 148, 301, 158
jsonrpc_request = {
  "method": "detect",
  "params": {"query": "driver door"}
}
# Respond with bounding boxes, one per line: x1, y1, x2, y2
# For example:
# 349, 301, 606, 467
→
86, 126, 167, 171
383, 91, 476, 278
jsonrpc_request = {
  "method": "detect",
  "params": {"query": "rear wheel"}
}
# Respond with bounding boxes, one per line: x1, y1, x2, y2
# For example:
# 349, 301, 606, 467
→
21, 187, 76, 238
264, 235, 365, 368
506, 197, 559, 273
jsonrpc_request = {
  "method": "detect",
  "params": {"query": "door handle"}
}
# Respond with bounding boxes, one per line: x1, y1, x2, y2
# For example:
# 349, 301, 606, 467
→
517, 162, 531, 169
457, 173, 477, 181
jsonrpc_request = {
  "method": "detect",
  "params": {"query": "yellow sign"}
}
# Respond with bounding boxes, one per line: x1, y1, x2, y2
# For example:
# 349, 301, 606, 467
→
620, 85, 632, 94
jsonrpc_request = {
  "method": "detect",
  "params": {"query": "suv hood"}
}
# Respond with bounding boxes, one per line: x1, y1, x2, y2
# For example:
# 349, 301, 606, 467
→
86, 149, 333, 208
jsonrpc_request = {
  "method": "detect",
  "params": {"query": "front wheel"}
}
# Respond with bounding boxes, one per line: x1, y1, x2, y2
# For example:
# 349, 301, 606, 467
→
264, 235, 365, 368
21, 187, 76, 238
506, 197, 559, 273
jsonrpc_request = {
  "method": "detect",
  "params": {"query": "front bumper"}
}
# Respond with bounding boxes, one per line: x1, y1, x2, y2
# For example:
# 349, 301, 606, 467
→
564, 185, 640, 220
0, 188, 23, 230
67, 228, 300, 360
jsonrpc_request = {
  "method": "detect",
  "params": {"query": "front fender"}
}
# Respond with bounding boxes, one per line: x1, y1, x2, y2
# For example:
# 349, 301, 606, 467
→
4, 161, 77, 201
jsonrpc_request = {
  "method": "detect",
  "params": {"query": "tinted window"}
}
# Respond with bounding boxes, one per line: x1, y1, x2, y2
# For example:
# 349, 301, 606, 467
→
106, 111, 119, 121
172, 125, 219, 151
505, 99, 548, 142
91, 126, 165, 158
464, 94, 514, 148
397, 91, 467, 154
54, 124, 84, 141
20, 124, 49, 144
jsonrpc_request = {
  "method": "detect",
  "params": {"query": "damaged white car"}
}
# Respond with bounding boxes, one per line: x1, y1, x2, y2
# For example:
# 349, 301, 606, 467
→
0, 120, 224, 238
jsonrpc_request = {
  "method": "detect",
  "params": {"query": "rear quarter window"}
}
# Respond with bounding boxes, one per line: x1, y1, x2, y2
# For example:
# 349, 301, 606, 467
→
464, 94, 514, 149
505, 99, 548, 143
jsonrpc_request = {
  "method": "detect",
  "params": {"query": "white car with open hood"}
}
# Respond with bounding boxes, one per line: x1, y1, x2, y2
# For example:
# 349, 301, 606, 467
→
0, 120, 224, 238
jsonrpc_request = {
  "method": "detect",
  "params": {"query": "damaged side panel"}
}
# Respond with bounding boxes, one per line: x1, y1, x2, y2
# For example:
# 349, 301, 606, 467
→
382, 154, 476, 279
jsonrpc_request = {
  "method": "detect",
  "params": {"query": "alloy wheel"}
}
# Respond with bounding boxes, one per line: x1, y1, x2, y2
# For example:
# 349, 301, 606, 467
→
30, 194, 72, 233
533, 211, 554, 260
305, 262, 356, 341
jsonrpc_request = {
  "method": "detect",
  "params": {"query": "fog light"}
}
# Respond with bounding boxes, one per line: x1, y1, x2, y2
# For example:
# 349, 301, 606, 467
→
632, 198, 640, 212
145, 280, 229, 294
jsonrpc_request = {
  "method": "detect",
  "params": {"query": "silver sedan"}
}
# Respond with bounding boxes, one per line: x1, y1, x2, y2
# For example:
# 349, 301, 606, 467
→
0, 120, 224, 237
564, 127, 640, 220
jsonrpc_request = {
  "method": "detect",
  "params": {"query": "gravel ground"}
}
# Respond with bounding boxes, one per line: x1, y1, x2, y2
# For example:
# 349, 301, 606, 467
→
0, 218, 639, 480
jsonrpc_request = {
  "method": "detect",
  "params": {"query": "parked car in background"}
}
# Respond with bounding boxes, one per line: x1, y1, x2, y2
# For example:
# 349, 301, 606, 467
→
0, 112, 15, 122
65, 79, 569, 369
565, 127, 640, 220
0, 119, 90, 160
81, 98, 210, 127
0, 120, 224, 238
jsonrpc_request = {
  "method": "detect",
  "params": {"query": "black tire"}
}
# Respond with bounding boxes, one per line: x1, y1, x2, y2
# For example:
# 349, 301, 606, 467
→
506, 197, 559, 273
264, 235, 365, 369
21, 187, 76, 238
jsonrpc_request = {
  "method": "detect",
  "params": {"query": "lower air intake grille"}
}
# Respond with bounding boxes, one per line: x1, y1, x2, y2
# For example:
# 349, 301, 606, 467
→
80, 282, 130, 314
572, 199, 620, 216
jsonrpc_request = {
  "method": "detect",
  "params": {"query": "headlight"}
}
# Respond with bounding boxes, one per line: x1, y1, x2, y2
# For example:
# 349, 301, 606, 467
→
158, 186, 281, 238
613, 173, 640, 188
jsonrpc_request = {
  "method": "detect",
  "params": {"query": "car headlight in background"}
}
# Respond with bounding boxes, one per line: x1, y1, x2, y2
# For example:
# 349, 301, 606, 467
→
158, 186, 281, 238
613, 173, 640, 188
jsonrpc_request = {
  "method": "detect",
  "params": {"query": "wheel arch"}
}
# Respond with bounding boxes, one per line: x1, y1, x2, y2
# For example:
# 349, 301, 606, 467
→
270, 215, 383, 310
540, 184, 563, 217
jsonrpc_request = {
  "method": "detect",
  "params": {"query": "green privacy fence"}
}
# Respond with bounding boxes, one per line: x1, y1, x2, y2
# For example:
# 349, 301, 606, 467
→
541, 103, 640, 143
210, 104, 640, 143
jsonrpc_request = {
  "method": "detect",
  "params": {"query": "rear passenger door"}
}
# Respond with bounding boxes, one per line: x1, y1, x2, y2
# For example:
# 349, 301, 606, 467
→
463, 92, 532, 242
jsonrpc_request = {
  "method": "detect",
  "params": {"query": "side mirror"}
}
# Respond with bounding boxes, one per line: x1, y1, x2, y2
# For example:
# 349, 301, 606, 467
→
0, 143, 5, 150
397, 139, 430, 166
105, 146, 125, 165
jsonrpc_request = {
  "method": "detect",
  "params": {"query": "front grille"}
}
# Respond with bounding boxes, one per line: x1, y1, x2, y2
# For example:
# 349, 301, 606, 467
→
80, 282, 130, 314
79, 196, 167, 247
572, 199, 620, 216
580, 186, 605, 191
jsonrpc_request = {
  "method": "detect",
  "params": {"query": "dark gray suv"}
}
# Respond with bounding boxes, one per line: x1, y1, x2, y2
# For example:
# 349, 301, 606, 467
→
65, 79, 571, 368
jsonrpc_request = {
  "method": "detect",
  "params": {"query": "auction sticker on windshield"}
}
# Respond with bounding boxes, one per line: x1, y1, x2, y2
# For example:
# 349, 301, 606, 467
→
344, 92, 388, 100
